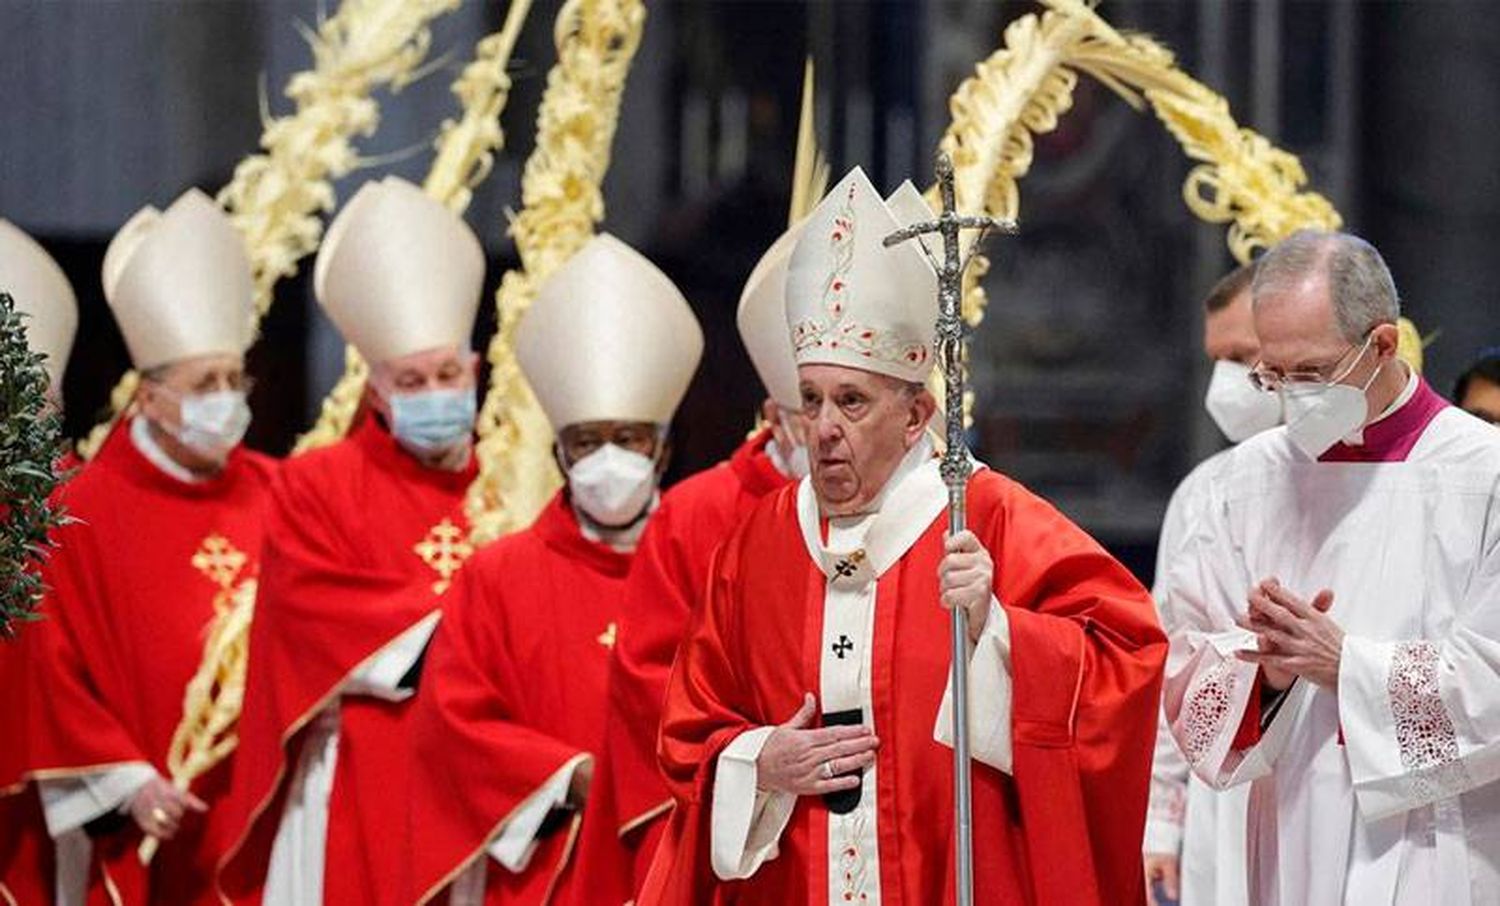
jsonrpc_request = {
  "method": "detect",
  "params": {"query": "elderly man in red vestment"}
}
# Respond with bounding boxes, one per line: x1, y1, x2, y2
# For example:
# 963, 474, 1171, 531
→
402, 233, 703, 906
568, 219, 813, 904
0, 218, 79, 906
640, 166, 1166, 906
216, 176, 486, 906
21, 189, 273, 906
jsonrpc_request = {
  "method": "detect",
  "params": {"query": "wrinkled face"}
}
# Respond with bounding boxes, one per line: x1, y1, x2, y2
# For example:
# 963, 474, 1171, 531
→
1203, 287, 1259, 364
138, 353, 248, 432
367, 345, 476, 415
798, 364, 934, 517
1461, 376, 1500, 425
557, 420, 663, 469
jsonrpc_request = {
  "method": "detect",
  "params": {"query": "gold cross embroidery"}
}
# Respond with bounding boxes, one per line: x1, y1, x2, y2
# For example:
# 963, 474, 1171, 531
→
597, 621, 618, 650
414, 518, 473, 594
192, 534, 248, 591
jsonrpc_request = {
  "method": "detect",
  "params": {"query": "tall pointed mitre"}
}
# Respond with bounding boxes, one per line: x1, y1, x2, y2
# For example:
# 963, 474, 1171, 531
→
314, 176, 485, 364
101, 188, 254, 370
735, 222, 804, 410
785, 166, 938, 383
0, 219, 78, 388
519, 233, 704, 430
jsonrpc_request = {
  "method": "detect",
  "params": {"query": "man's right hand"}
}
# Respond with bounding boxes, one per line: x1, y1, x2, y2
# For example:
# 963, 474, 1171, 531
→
756, 693, 879, 797
1144, 852, 1180, 906
128, 776, 207, 841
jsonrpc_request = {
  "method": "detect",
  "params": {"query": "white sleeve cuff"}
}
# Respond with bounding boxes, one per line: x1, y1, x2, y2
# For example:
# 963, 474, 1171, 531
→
486, 753, 590, 873
934, 598, 1013, 774
345, 610, 441, 701
710, 726, 796, 881
38, 762, 157, 836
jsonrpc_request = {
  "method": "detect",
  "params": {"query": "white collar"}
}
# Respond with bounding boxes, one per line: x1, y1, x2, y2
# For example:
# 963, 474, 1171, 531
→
130, 416, 207, 484
796, 434, 955, 585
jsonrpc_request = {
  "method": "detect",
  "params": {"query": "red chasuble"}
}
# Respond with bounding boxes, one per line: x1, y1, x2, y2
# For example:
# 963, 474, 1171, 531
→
642, 469, 1165, 906
406, 492, 631, 906
25, 423, 275, 906
2, 632, 53, 906
1, 450, 87, 904
217, 417, 474, 905
569, 429, 789, 903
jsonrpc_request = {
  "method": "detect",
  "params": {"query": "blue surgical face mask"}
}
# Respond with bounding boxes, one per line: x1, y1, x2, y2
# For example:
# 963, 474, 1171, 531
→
387, 388, 476, 457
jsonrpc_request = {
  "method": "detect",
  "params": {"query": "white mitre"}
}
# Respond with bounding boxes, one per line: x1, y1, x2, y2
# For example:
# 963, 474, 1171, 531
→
735, 222, 804, 410
315, 176, 485, 364
0, 219, 78, 388
519, 233, 704, 430
101, 188, 254, 370
785, 166, 938, 383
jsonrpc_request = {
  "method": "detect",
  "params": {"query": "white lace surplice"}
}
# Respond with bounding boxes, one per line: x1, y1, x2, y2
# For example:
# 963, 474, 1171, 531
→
1163, 409, 1500, 906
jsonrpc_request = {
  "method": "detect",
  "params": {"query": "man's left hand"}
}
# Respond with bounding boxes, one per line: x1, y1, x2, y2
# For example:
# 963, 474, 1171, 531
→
940, 530, 994, 644
1236, 578, 1344, 689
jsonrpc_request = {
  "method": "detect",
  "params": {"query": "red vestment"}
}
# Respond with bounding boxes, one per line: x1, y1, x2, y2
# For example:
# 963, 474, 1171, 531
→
216, 417, 474, 905
569, 429, 788, 903
2, 629, 53, 906
405, 492, 631, 906
0, 448, 91, 904
642, 469, 1165, 906
25, 424, 274, 905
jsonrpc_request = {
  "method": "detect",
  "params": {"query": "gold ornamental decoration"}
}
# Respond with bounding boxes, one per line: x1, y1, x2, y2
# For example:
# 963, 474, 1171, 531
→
80, 0, 464, 460
935, 0, 1343, 331
464, 0, 649, 546
295, 0, 534, 452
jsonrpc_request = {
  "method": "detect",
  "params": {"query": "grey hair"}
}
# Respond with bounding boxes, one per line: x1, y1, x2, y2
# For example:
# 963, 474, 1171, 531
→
1251, 229, 1400, 342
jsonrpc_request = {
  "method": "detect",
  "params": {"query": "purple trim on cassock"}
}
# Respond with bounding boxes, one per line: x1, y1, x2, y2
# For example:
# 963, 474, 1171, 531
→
1320, 377, 1449, 464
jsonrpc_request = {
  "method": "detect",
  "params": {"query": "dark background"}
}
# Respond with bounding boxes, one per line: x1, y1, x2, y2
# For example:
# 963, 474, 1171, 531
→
2, 0, 1497, 584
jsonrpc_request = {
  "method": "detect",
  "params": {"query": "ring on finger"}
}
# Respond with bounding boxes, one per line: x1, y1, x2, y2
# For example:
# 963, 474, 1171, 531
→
820, 760, 835, 780
150, 806, 169, 825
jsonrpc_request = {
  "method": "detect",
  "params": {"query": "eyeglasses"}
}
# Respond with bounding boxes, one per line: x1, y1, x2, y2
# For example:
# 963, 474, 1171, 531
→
1248, 340, 1366, 394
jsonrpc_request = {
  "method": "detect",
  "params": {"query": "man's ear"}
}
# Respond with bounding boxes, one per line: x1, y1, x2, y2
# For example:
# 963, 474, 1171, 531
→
1373, 321, 1401, 362
654, 437, 673, 478
908, 390, 937, 444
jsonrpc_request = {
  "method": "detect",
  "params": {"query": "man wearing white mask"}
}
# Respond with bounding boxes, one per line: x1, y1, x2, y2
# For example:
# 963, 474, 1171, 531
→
217, 176, 484, 906
1145, 261, 1268, 906
402, 232, 703, 906
569, 221, 811, 903
641, 167, 1164, 906
1163, 229, 1500, 905
22, 189, 272, 905
0, 218, 80, 905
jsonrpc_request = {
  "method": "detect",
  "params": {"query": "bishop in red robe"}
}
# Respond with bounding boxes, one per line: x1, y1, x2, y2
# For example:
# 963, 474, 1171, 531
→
402, 232, 703, 906
22, 187, 270, 906
641, 168, 1164, 906
216, 176, 487, 906
570, 218, 809, 902
0, 216, 80, 905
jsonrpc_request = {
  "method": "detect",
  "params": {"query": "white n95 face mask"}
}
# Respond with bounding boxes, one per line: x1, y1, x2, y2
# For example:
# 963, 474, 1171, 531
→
171, 390, 251, 457
1204, 360, 1282, 442
568, 444, 658, 528
1282, 340, 1383, 459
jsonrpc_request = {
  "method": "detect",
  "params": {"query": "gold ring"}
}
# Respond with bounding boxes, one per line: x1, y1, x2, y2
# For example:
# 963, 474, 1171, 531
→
150, 807, 169, 825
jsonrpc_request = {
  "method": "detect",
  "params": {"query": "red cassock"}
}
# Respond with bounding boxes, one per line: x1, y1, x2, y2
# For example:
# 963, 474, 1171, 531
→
2, 629, 54, 906
216, 417, 474, 905
405, 492, 631, 906
24, 424, 275, 905
568, 429, 789, 904
0, 448, 87, 905
641, 469, 1166, 906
